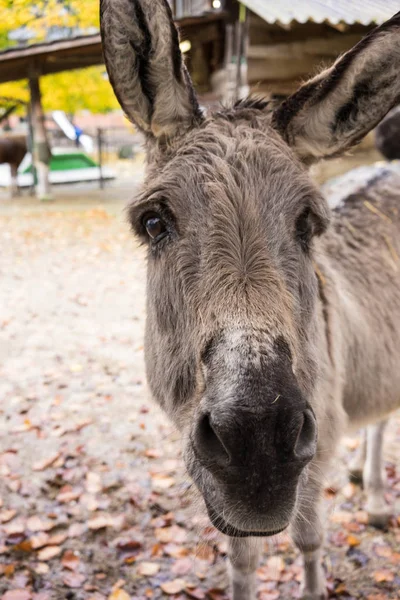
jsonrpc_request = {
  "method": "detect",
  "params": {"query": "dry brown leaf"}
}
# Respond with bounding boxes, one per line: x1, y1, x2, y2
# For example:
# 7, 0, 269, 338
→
68, 523, 86, 538
108, 590, 130, 600
171, 557, 193, 576
62, 550, 80, 571
47, 533, 67, 546
63, 572, 86, 588
330, 510, 353, 524
374, 569, 395, 583
342, 483, 356, 499
151, 474, 175, 489
56, 486, 82, 503
137, 562, 160, 576
145, 449, 162, 459
160, 579, 186, 595
374, 545, 392, 558
0, 510, 17, 524
347, 535, 361, 547
26, 516, 55, 533
30, 532, 49, 550
259, 592, 279, 600
163, 544, 190, 559
86, 472, 102, 494
1, 591, 32, 600
3, 517, 25, 535
32, 452, 62, 472
155, 526, 187, 544
34, 563, 50, 575
37, 545, 62, 561
88, 514, 112, 530
185, 588, 205, 600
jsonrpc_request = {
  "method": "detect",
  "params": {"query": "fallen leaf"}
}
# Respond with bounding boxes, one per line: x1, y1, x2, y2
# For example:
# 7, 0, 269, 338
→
2, 564, 15, 577
86, 472, 102, 494
1, 589, 32, 600
26, 516, 55, 533
145, 449, 162, 459
56, 486, 82, 503
30, 533, 49, 550
347, 534, 361, 547
1, 591, 32, 600
330, 510, 353, 524
151, 474, 175, 490
32, 452, 62, 472
257, 557, 285, 582
160, 579, 186, 595
171, 558, 193, 576
37, 546, 62, 561
108, 590, 130, 600
374, 569, 395, 583
206, 589, 227, 600
34, 563, 50, 575
155, 526, 187, 544
88, 514, 112, 530
185, 588, 205, 600
47, 533, 67, 546
62, 550, 80, 571
259, 593, 279, 600
137, 562, 160, 576
374, 545, 392, 558
342, 483, 357, 499
68, 523, 86, 538
63, 572, 86, 588
0, 510, 17, 523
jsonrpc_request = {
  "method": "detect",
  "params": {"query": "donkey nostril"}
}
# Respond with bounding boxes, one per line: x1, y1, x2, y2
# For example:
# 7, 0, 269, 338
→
293, 409, 317, 461
195, 413, 231, 465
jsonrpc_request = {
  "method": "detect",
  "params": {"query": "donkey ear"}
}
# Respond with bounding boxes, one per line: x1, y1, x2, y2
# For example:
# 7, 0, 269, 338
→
100, 0, 203, 140
272, 12, 400, 163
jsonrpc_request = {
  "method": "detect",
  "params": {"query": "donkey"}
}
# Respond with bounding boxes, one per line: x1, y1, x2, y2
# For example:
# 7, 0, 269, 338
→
100, 2, 400, 598
0, 135, 27, 197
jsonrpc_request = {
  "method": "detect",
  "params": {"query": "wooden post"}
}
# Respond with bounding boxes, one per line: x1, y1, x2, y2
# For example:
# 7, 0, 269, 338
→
97, 128, 104, 190
29, 73, 52, 201
26, 103, 36, 197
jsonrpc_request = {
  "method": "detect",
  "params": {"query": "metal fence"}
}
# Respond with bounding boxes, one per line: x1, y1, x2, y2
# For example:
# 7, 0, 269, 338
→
46, 125, 143, 189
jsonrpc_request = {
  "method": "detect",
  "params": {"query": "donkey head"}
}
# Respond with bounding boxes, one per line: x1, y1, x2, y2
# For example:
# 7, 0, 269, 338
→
101, 0, 400, 537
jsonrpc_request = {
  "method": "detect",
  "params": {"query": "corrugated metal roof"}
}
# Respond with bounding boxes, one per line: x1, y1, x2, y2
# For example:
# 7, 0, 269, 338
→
242, 0, 399, 26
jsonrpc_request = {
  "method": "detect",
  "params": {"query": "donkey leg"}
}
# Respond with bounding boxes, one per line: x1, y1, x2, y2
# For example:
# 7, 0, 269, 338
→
291, 476, 326, 600
348, 429, 367, 484
364, 420, 389, 529
228, 537, 262, 600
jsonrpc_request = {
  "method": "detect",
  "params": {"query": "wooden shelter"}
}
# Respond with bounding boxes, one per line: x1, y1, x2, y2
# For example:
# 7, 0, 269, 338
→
237, 0, 400, 96
0, 7, 225, 199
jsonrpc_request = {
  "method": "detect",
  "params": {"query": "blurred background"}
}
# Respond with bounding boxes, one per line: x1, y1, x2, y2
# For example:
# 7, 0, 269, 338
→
1, 2, 400, 600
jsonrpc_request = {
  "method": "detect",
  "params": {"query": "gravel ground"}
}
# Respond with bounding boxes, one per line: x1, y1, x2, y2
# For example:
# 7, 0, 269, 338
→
1, 174, 400, 600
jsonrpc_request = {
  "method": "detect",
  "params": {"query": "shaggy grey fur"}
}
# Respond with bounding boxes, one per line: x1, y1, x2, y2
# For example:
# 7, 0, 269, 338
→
101, 3, 400, 598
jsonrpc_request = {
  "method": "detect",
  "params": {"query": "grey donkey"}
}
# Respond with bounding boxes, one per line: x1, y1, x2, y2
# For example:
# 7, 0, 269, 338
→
100, 2, 400, 598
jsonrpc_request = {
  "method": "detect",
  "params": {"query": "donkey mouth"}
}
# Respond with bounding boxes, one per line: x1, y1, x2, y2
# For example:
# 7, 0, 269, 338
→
206, 503, 287, 538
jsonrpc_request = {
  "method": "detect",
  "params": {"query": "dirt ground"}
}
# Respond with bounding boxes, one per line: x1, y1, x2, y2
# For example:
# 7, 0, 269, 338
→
1, 159, 400, 600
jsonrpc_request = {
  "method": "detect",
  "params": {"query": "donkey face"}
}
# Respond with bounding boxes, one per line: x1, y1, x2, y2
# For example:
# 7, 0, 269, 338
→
101, 0, 400, 536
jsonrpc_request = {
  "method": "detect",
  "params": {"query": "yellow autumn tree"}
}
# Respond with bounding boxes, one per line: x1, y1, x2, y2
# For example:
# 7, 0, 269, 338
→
0, 0, 99, 47
0, 1, 120, 114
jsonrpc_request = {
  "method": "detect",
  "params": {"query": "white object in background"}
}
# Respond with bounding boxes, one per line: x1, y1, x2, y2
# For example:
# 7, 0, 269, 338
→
52, 111, 94, 153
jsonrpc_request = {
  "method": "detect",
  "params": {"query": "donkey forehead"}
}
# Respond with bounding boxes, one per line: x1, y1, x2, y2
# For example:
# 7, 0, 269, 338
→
144, 116, 314, 207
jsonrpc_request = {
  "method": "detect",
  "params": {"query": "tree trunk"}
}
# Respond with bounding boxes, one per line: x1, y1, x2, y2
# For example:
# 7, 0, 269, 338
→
29, 74, 52, 201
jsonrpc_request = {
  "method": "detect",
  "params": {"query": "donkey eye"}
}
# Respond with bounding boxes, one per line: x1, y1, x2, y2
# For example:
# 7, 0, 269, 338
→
295, 208, 313, 251
143, 214, 167, 241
